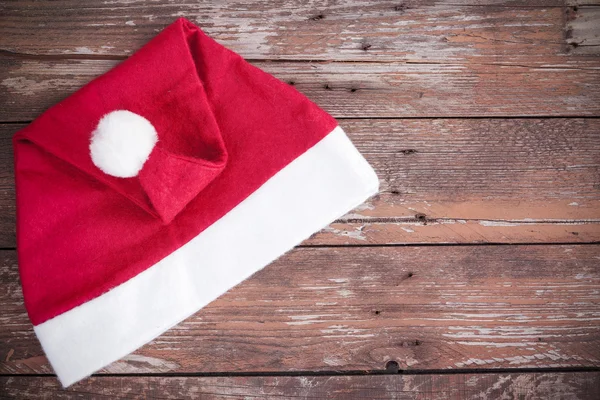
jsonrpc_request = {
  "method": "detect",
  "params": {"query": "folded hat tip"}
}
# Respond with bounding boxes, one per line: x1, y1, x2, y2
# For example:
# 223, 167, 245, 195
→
90, 110, 158, 178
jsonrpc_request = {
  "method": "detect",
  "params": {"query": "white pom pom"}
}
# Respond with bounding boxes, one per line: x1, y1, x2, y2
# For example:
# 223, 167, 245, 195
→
90, 110, 158, 178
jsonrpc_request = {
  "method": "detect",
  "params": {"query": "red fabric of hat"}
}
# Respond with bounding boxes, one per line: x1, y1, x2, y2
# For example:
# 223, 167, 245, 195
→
13, 18, 378, 387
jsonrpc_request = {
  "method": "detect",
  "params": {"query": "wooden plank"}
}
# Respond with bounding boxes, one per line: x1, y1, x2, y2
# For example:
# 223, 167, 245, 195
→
566, 4, 600, 55
1, 245, 599, 374
2, 57, 600, 121
312, 221, 600, 246
569, 1, 600, 5
1, 373, 599, 399
2, 118, 599, 247
0, 0, 587, 63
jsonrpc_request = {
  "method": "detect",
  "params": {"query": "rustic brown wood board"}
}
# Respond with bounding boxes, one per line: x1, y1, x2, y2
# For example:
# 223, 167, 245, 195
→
3, 57, 600, 121
1, 0, 599, 398
2, 245, 600, 374
1, 373, 599, 399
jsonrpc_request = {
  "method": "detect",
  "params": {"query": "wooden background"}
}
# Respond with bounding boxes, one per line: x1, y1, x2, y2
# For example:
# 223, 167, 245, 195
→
1, 0, 599, 398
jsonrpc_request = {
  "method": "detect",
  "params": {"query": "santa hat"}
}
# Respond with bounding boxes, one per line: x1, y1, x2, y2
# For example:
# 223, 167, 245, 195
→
13, 18, 378, 387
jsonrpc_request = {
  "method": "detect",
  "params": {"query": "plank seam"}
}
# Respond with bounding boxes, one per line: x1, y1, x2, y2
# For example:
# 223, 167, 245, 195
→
4, 116, 600, 126
1, 241, 600, 252
2, 49, 600, 71
1, 366, 599, 379
340, 217, 600, 224
299, 241, 600, 248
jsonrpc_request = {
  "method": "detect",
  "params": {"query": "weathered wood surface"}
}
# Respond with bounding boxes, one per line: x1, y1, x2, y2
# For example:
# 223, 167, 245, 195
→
0, 0, 593, 62
2, 56, 600, 121
313, 221, 600, 246
2, 0, 600, 396
2, 245, 599, 375
1, 118, 599, 247
2, 372, 599, 399
567, 4, 600, 55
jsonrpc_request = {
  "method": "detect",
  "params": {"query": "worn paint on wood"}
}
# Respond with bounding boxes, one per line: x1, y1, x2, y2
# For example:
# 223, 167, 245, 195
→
1, 245, 599, 374
2, 57, 600, 121
0, 0, 587, 63
1, 372, 599, 399
2, 0, 600, 395
566, 5, 600, 55
312, 220, 600, 245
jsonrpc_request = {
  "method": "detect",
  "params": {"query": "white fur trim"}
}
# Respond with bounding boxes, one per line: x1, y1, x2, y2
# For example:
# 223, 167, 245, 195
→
89, 110, 158, 178
35, 126, 379, 387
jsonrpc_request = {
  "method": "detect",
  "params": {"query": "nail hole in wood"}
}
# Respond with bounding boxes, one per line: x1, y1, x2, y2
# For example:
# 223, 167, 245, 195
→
350, 88, 358, 93
391, 190, 400, 195
310, 14, 325, 21
400, 149, 418, 155
565, 28, 573, 40
398, 340, 420, 347
324, 83, 332, 90
415, 213, 426, 221
362, 43, 372, 51
287, 80, 296, 86
374, 310, 381, 315
385, 360, 400, 373
407, 272, 414, 278
572, 231, 579, 235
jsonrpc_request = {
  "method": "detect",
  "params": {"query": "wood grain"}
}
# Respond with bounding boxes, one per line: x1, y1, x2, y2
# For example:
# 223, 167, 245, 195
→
1, 373, 599, 399
2, 56, 600, 121
2, 117, 599, 247
0, 0, 590, 63
1, 245, 599, 375
311, 221, 600, 246
567, 4, 600, 55
2, 0, 600, 395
